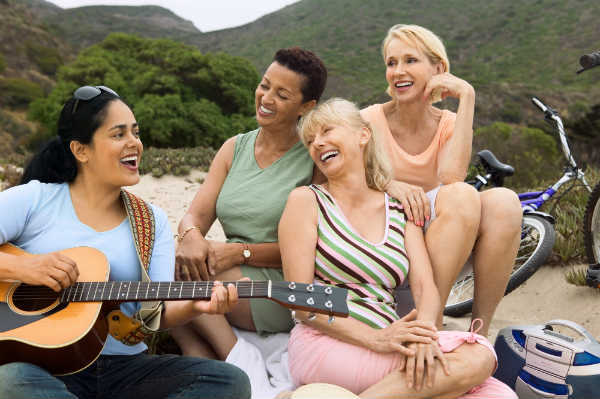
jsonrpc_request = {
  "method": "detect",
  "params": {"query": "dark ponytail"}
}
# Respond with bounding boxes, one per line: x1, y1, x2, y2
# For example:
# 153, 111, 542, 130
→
21, 89, 120, 184
21, 137, 77, 184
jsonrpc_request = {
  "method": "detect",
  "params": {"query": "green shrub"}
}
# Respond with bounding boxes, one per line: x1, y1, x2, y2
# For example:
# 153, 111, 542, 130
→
0, 53, 5, 73
564, 266, 589, 287
0, 78, 44, 108
30, 33, 258, 149
139, 146, 216, 177
25, 41, 63, 76
0, 109, 35, 140
0, 132, 14, 160
500, 100, 523, 123
472, 122, 560, 189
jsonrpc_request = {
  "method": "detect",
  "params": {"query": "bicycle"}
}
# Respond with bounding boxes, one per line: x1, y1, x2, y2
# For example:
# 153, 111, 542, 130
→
445, 67, 596, 315
579, 51, 600, 288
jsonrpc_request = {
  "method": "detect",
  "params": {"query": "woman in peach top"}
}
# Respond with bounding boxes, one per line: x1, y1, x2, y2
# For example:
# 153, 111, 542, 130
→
361, 24, 522, 336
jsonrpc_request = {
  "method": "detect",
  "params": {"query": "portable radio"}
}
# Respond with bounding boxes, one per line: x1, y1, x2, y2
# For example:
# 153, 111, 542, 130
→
494, 320, 600, 398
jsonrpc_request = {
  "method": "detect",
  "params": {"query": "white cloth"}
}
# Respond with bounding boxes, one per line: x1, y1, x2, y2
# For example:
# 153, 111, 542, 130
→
226, 328, 293, 399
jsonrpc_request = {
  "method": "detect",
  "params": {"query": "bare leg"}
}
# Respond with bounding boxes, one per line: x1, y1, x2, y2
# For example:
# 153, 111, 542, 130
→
169, 324, 218, 358
425, 182, 481, 328
359, 342, 495, 399
171, 266, 256, 360
471, 188, 521, 336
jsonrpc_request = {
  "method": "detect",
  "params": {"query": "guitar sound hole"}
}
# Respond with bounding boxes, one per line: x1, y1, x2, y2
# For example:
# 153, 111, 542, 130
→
12, 284, 59, 312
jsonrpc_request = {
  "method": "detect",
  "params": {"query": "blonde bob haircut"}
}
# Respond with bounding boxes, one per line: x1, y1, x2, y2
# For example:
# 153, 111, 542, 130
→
382, 24, 450, 97
298, 98, 391, 191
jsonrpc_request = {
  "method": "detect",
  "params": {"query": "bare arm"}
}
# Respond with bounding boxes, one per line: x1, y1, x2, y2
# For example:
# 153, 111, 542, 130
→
405, 221, 441, 324
279, 187, 436, 355
424, 73, 475, 184
178, 136, 287, 279
175, 137, 236, 281
205, 241, 282, 276
405, 221, 450, 389
178, 137, 236, 237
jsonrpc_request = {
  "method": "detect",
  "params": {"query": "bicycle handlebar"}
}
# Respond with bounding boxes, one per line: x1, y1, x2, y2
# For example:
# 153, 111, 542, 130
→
531, 97, 557, 120
531, 97, 547, 113
580, 51, 600, 69
577, 51, 600, 73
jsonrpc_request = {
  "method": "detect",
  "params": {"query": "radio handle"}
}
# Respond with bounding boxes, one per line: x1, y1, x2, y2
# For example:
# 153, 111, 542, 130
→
545, 319, 596, 343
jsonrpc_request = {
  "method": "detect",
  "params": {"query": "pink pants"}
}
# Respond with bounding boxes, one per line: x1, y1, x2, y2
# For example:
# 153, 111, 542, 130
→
288, 324, 517, 398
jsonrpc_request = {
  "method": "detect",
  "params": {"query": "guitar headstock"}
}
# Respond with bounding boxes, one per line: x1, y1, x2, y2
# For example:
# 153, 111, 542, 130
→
270, 281, 349, 317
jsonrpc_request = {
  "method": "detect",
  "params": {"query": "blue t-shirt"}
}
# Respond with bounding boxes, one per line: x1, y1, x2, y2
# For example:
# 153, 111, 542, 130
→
0, 180, 175, 355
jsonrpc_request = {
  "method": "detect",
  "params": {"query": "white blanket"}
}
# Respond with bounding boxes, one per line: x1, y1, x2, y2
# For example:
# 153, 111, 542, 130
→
226, 328, 294, 399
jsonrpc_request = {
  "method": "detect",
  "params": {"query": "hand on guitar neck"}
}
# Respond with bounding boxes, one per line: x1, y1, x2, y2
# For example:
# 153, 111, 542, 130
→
0, 243, 349, 375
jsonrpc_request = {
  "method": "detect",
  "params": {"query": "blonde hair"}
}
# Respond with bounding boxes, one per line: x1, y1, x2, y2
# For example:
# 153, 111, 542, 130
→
382, 24, 450, 97
298, 98, 391, 191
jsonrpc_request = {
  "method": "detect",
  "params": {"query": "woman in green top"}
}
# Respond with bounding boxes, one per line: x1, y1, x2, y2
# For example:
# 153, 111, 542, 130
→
172, 47, 328, 359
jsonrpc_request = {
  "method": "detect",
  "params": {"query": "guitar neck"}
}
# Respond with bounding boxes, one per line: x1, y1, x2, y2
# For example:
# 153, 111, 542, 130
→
60, 281, 270, 303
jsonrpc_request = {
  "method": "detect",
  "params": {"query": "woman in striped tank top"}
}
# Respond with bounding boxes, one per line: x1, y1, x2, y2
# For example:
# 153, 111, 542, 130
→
279, 99, 516, 398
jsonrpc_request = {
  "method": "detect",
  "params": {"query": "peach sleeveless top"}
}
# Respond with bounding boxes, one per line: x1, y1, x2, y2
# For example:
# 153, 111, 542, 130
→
361, 104, 456, 192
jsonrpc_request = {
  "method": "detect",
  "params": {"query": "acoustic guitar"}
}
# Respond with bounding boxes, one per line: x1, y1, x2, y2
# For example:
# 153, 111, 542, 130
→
0, 243, 348, 375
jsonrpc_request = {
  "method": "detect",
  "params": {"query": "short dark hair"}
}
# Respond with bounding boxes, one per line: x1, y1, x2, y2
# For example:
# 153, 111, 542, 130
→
21, 90, 121, 184
273, 47, 327, 103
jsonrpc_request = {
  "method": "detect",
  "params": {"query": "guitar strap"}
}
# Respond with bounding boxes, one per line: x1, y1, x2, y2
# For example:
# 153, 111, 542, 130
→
107, 190, 163, 345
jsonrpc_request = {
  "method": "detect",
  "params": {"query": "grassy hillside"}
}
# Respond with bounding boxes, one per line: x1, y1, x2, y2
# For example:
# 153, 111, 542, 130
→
191, 0, 600, 127
4, 0, 599, 164
21, 0, 600, 129
0, 0, 70, 85
41, 4, 201, 50
0, 0, 72, 160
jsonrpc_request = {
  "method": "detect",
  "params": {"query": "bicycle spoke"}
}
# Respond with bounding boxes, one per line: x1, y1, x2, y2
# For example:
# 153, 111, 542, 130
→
447, 275, 475, 305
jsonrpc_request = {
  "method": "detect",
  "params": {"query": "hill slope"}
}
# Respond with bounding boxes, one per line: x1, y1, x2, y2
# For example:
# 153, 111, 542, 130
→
5, 0, 600, 162
21, 0, 599, 128
40, 3, 201, 50
191, 0, 600, 126
0, 0, 70, 85
0, 0, 73, 159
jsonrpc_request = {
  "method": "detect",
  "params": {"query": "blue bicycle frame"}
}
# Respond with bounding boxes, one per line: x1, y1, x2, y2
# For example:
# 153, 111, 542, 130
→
519, 169, 590, 213
508, 98, 591, 214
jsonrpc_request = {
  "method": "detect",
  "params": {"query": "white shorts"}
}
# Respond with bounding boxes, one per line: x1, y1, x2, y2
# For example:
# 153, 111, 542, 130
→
424, 185, 441, 231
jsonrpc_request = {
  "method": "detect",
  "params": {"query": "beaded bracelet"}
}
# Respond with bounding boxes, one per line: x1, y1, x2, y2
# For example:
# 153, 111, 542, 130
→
175, 226, 201, 243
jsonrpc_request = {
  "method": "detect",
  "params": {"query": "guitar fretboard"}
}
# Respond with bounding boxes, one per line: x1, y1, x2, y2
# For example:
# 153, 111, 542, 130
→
60, 281, 270, 302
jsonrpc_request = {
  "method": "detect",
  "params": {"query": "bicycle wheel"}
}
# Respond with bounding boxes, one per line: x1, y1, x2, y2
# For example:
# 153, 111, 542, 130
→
584, 182, 600, 264
444, 214, 556, 317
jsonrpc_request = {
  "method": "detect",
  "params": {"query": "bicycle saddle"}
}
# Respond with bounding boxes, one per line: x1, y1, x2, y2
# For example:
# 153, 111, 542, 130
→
477, 150, 515, 177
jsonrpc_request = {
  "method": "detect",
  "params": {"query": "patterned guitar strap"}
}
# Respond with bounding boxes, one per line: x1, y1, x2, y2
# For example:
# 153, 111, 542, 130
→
107, 190, 163, 345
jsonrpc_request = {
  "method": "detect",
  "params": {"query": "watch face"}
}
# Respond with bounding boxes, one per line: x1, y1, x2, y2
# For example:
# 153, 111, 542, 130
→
243, 249, 251, 258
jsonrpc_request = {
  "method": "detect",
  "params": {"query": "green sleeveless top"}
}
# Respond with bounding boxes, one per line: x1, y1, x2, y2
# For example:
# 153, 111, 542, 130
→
215, 129, 314, 244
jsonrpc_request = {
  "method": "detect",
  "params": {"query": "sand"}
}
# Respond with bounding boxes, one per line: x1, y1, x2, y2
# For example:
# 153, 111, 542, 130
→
128, 171, 600, 343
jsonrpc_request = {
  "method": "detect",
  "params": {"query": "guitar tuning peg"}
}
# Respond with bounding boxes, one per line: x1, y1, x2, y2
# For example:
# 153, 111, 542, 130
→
328, 315, 335, 324
307, 312, 317, 321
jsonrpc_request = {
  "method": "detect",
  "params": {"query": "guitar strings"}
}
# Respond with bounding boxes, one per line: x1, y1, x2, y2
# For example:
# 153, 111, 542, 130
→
10, 281, 271, 300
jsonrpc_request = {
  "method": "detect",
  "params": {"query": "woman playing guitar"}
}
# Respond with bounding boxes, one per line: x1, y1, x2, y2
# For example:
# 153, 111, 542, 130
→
0, 86, 250, 399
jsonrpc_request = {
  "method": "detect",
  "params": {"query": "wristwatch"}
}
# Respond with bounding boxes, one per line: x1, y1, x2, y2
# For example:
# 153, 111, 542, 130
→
242, 243, 251, 263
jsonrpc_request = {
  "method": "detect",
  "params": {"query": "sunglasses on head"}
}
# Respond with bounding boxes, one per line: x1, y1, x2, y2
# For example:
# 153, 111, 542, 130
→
71, 85, 119, 115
